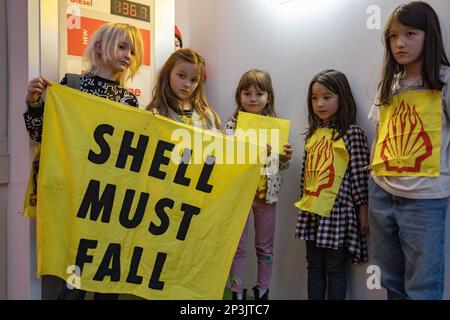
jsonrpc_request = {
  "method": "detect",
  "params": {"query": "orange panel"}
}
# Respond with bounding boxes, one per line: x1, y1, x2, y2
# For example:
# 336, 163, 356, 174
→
67, 15, 151, 66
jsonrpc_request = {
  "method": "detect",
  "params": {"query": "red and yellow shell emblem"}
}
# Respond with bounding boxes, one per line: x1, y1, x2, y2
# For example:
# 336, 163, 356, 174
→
295, 128, 349, 217
304, 136, 335, 197
380, 100, 432, 173
371, 90, 441, 177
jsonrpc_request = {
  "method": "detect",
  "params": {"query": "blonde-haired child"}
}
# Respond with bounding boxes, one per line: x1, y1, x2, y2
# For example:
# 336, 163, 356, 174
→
23, 22, 144, 300
25, 22, 144, 142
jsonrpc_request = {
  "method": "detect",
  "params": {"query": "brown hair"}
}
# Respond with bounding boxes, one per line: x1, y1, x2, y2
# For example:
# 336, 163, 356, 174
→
306, 69, 357, 141
231, 69, 277, 119
147, 48, 220, 127
378, 1, 450, 105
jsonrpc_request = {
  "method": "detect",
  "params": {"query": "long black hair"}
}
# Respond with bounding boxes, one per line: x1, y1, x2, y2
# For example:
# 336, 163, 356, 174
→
306, 69, 357, 141
378, 1, 450, 106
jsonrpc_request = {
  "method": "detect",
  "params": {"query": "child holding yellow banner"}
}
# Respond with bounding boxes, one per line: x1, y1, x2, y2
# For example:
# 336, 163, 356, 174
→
295, 69, 369, 300
146, 48, 221, 130
24, 22, 144, 300
225, 69, 293, 300
368, 1, 450, 300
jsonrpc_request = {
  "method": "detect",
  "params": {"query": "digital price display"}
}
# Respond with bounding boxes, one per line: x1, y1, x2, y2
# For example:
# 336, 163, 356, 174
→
111, 0, 150, 22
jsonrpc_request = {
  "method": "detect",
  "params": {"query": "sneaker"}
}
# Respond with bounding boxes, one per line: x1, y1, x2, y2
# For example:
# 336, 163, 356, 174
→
232, 289, 247, 300
252, 286, 269, 300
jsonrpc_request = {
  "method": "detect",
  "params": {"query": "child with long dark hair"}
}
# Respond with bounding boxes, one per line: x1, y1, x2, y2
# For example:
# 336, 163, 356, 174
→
296, 69, 369, 300
368, 1, 450, 300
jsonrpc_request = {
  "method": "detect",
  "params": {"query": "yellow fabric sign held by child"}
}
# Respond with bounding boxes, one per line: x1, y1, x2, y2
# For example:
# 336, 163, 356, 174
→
35, 84, 262, 300
295, 128, 349, 217
235, 111, 290, 154
371, 90, 442, 177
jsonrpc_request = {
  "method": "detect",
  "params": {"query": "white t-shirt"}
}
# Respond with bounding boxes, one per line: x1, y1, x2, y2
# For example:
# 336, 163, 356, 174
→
368, 66, 450, 199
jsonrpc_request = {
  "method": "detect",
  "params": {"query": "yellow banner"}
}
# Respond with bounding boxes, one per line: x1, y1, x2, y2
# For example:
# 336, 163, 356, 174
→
235, 111, 290, 154
295, 128, 349, 217
36, 84, 262, 300
372, 90, 441, 177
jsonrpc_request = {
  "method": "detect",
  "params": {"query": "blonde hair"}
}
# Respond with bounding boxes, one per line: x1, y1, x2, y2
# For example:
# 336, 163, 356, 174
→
147, 48, 221, 127
232, 69, 277, 119
82, 23, 143, 86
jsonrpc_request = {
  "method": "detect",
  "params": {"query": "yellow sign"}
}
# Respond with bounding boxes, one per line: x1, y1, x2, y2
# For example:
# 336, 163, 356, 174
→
372, 90, 442, 176
235, 111, 290, 154
295, 128, 349, 217
35, 84, 262, 300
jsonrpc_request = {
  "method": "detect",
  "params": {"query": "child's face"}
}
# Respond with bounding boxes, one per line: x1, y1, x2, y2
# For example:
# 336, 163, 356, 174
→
106, 36, 135, 74
389, 21, 425, 67
175, 37, 182, 50
240, 85, 269, 114
169, 60, 200, 104
311, 82, 339, 124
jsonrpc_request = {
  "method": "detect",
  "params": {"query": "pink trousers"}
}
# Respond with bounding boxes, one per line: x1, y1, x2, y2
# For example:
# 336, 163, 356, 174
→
229, 197, 277, 293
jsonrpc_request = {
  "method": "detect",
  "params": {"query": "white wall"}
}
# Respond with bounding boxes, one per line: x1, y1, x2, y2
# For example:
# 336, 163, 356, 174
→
175, 0, 190, 48
6, 0, 41, 299
182, 0, 450, 299
155, 0, 175, 69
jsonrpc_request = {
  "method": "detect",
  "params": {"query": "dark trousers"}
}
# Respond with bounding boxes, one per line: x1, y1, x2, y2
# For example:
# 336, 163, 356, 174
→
305, 241, 347, 300
57, 286, 118, 300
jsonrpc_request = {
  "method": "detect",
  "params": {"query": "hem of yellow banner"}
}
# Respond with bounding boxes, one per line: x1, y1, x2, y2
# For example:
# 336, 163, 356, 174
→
34, 271, 241, 300
294, 202, 331, 218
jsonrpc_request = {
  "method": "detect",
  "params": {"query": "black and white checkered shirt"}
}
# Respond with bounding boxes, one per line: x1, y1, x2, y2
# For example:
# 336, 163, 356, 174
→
296, 124, 369, 263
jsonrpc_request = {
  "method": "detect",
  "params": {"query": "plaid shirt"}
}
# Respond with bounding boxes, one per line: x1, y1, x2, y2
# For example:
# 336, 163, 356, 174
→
296, 125, 369, 263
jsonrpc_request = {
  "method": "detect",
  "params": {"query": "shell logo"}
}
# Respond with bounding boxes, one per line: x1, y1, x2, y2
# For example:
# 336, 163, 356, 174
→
304, 136, 335, 197
380, 100, 432, 173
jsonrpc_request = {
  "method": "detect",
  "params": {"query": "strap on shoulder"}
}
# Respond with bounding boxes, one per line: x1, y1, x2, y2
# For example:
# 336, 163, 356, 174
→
65, 73, 81, 90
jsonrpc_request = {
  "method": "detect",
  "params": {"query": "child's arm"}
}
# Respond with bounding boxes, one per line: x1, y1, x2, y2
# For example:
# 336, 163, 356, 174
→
24, 77, 52, 142
26, 77, 51, 107
369, 125, 378, 168
223, 118, 236, 136
358, 203, 369, 235
299, 147, 307, 196
279, 143, 293, 170
347, 126, 370, 234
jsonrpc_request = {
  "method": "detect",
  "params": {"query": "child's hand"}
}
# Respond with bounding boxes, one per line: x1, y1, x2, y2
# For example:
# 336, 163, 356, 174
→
359, 204, 369, 236
149, 108, 159, 115
27, 77, 51, 107
280, 143, 293, 163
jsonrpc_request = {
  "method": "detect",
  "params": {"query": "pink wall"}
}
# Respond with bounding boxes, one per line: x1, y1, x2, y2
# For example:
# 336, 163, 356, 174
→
7, 0, 40, 299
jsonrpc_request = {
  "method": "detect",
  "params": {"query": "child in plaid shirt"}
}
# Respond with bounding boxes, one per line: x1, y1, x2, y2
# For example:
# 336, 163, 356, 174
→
295, 69, 369, 300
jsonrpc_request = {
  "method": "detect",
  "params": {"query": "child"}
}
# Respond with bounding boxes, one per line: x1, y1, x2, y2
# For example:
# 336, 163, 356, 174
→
368, 1, 450, 300
295, 69, 369, 300
146, 48, 220, 130
25, 22, 143, 142
225, 69, 293, 300
24, 22, 144, 299
175, 25, 183, 50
